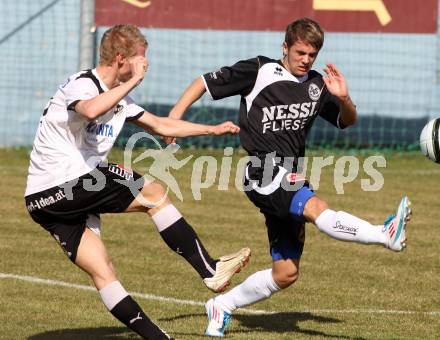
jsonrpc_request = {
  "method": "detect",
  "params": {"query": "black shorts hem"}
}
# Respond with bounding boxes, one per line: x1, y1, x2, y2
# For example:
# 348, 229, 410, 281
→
25, 163, 144, 262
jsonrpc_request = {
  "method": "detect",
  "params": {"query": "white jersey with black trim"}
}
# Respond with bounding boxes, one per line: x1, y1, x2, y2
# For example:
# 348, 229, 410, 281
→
25, 69, 144, 196
202, 56, 345, 161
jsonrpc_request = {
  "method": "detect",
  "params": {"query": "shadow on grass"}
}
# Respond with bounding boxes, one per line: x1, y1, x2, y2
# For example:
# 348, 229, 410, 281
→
28, 327, 138, 340
161, 311, 366, 339
27, 312, 367, 339
233, 312, 366, 339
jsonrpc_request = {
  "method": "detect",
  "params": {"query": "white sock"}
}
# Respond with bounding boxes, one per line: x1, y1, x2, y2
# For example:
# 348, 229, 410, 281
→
215, 269, 280, 313
314, 209, 386, 245
99, 281, 129, 311
151, 204, 182, 232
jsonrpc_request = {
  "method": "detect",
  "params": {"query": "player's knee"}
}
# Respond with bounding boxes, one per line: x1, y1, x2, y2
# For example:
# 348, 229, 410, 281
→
108, 259, 116, 274
100, 259, 116, 279
140, 181, 169, 206
273, 268, 299, 289
91, 259, 117, 287
303, 196, 329, 222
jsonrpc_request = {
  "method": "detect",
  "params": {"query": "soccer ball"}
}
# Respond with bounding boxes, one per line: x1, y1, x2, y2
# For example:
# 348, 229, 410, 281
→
420, 118, 440, 163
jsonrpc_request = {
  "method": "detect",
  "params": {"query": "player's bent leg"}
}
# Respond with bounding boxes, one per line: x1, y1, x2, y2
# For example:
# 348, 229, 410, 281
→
205, 268, 281, 337
271, 258, 300, 289
75, 227, 117, 289
150, 202, 250, 291
307, 195, 386, 245
75, 228, 173, 340
305, 195, 412, 251
205, 298, 231, 337
124, 181, 171, 214
302, 196, 328, 222
149, 203, 220, 281
124, 181, 250, 291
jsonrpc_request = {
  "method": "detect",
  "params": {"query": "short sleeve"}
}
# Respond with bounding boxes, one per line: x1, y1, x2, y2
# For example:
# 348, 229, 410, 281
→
124, 96, 145, 121
202, 58, 259, 100
318, 87, 346, 129
63, 77, 99, 111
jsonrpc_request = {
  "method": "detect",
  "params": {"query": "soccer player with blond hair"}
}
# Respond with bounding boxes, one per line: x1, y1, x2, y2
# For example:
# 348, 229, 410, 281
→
24, 24, 250, 339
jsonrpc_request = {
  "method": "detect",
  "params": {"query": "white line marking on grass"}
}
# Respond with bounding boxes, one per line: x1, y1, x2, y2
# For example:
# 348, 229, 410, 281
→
1, 272, 439, 317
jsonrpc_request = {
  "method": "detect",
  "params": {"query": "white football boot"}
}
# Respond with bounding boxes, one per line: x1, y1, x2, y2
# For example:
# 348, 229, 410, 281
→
383, 196, 412, 251
205, 298, 231, 337
203, 247, 251, 292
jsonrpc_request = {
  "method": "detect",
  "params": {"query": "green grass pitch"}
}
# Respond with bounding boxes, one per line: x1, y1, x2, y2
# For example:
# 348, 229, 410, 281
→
0, 148, 439, 339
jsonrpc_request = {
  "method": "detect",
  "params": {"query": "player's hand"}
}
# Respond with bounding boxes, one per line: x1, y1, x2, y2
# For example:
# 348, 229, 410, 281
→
323, 63, 349, 101
129, 56, 148, 85
162, 136, 177, 145
211, 121, 240, 136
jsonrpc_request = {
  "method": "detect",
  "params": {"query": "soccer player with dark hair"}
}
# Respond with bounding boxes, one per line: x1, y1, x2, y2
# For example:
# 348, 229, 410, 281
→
24, 24, 250, 340
167, 18, 411, 336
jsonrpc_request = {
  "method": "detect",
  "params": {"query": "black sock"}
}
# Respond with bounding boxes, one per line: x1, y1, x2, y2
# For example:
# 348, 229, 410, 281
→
110, 295, 171, 340
159, 218, 217, 278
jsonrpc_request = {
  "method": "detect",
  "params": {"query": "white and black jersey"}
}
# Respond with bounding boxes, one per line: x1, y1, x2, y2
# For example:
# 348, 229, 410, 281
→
25, 69, 144, 196
202, 56, 345, 160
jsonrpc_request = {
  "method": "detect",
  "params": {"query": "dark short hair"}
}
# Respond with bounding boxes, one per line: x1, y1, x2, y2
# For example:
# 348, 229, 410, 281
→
285, 18, 324, 50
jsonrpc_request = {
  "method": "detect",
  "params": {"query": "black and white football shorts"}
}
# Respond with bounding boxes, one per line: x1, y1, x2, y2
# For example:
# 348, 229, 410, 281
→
244, 157, 314, 261
25, 163, 144, 262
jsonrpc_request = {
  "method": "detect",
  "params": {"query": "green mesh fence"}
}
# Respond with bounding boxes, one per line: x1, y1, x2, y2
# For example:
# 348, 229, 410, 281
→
115, 103, 428, 151
0, 0, 82, 146
0, 2, 437, 151
110, 26, 438, 151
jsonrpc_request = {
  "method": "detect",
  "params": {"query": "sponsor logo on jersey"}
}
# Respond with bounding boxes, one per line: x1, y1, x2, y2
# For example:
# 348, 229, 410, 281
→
274, 66, 283, 76
261, 101, 318, 133
209, 69, 223, 80
308, 83, 321, 101
209, 68, 224, 80
86, 122, 114, 137
113, 104, 123, 115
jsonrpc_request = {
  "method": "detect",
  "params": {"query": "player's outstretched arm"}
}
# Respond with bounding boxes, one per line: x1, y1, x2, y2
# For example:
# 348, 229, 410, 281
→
133, 111, 239, 138
74, 56, 147, 120
323, 63, 357, 127
169, 77, 206, 120
161, 77, 207, 144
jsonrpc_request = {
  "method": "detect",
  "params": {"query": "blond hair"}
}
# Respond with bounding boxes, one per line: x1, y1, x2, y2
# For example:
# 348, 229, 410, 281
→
285, 18, 324, 51
99, 24, 148, 66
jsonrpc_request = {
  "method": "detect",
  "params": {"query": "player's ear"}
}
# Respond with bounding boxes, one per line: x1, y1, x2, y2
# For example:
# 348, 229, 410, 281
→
116, 52, 125, 65
282, 42, 288, 57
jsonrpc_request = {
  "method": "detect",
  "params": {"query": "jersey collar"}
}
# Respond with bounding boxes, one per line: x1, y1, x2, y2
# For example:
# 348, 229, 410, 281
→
91, 68, 110, 92
277, 60, 309, 83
